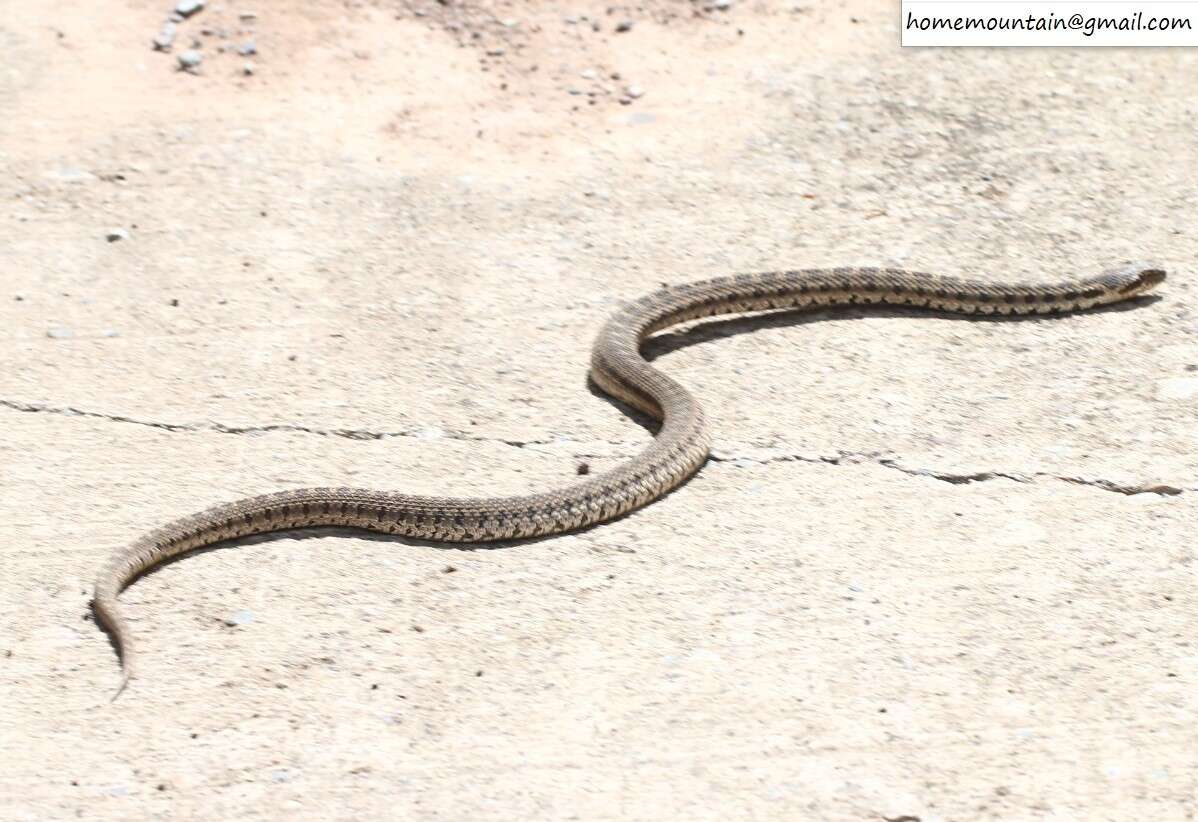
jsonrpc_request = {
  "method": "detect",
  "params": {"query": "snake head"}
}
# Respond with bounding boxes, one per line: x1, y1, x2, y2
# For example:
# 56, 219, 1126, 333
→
1091, 262, 1167, 300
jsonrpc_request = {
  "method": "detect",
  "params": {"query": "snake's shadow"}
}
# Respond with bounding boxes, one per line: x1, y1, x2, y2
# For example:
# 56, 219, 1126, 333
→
96, 291, 1163, 653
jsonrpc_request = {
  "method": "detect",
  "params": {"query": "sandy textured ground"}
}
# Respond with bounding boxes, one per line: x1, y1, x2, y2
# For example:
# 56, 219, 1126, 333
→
2, 0, 1196, 818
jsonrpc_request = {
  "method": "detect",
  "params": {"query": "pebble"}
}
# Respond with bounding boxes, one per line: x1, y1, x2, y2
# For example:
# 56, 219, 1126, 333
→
615, 19, 634, 32
714, 0, 733, 8
242, 62, 254, 75
625, 84, 645, 99
152, 23, 177, 51
175, 0, 204, 17
43, 167, 95, 183
105, 228, 129, 242
579, 68, 596, 80
239, 10, 257, 21
1157, 377, 1198, 400
46, 328, 74, 340
177, 49, 202, 71
237, 40, 256, 56
222, 610, 254, 627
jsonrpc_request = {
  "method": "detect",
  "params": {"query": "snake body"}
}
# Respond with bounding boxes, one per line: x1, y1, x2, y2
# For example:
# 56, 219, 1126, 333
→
94, 263, 1166, 693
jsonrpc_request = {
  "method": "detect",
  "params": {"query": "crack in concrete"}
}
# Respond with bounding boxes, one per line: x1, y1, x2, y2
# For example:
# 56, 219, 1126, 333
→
708, 450, 1188, 497
3, 398, 1188, 497
0, 398, 558, 448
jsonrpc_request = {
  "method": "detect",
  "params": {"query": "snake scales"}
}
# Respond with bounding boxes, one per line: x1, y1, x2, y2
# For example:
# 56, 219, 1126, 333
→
94, 263, 1166, 693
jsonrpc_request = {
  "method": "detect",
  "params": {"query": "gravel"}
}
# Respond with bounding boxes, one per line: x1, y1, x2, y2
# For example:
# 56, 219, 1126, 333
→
175, 0, 204, 18
152, 23, 177, 51
222, 610, 255, 627
1157, 377, 1198, 400
177, 50, 203, 71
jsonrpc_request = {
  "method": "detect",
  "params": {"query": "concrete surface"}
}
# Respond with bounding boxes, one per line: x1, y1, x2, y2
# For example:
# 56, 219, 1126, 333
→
1, 0, 1196, 819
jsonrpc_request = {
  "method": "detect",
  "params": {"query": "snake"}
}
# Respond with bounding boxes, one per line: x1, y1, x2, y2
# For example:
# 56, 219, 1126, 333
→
94, 263, 1166, 694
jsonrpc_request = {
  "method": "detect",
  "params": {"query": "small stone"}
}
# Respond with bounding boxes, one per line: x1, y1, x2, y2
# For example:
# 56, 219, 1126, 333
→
1157, 377, 1198, 401
237, 40, 256, 56
563, 14, 578, 23
485, 47, 505, 56
222, 610, 254, 627
242, 62, 254, 75
625, 84, 644, 99
105, 228, 129, 242
579, 68, 597, 80
175, 0, 204, 18
103, 330, 120, 338
152, 23, 177, 51
714, 0, 732, 7
43, 167, 95, 183
239, 10, 257, 21
177, 50, 202, 71
46, 328, 74, 340
615, 19, 634, 32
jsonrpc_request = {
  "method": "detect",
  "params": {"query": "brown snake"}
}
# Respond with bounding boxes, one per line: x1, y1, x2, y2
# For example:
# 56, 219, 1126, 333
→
94, 263, 1166, 694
